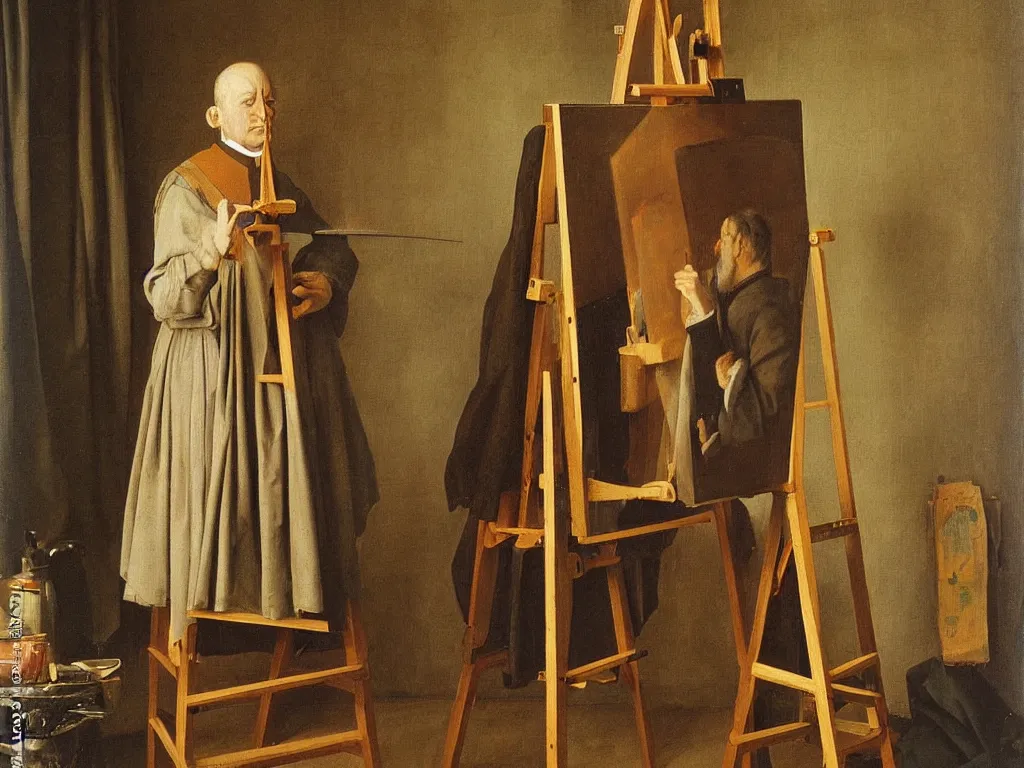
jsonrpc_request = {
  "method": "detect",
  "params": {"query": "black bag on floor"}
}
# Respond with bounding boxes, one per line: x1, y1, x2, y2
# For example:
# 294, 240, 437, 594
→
895, 658, 1024, 768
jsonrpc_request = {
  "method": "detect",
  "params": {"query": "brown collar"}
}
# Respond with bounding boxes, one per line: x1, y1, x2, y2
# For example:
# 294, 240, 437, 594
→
179, 143, 252, 207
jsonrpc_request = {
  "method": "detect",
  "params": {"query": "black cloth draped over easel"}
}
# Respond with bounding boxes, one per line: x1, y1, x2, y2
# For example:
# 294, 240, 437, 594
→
445, 126, 679, 684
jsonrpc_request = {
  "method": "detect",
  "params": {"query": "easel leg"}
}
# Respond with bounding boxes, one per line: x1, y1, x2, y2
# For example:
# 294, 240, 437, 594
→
253, 627, 293, 748
345, 599, 382, 768
606, 564, 654, 768
543, 500, 570, 768
875, 699, 896, 768
147, 608, 165, 768
810, 240, 896, 767
175, 621, 197, 766
443, 521, 504, 768
723, 493, 785, 768
785, 492, 840, 768
847, 530, 897, 766
270, 239, 298, 392
519, 301, 552, 528
542, 371, 569, 767
712, 503, 752, 768
442, 651, 506, 768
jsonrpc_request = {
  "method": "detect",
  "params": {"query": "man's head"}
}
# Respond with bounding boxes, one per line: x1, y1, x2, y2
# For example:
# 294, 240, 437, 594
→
715, 209, 772, 292
205, 62, 276, 152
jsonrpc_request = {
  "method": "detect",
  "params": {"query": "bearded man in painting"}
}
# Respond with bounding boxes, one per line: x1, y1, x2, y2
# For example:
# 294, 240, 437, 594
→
674, 209, 799, 495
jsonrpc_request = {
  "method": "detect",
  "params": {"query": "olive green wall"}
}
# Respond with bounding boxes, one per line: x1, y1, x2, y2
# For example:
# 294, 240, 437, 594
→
118, 0, 1024, 717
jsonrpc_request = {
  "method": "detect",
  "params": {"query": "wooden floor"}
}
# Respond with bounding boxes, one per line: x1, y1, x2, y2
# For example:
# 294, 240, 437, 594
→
104, 693, 825, 767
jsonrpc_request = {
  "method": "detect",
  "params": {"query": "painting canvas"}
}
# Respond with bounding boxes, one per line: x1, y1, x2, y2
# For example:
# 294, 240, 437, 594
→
556, 101, 809, 508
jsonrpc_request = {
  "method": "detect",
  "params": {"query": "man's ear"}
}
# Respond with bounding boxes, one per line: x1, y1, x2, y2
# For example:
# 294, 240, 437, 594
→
739, 237, 754, 267
205, 106, 221, 129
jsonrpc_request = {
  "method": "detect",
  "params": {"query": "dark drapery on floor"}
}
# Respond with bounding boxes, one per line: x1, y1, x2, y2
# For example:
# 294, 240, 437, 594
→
895, 658, 1024, 768
2, 0, 132, 643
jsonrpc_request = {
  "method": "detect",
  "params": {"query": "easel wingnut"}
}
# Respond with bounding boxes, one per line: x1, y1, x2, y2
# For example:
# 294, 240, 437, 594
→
810, 229, 836, 245
526, 278, 557, 303
567, 551, 622, 580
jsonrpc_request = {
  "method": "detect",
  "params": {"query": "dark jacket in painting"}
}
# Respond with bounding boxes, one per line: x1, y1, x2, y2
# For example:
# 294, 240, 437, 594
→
687, 270, 799, 500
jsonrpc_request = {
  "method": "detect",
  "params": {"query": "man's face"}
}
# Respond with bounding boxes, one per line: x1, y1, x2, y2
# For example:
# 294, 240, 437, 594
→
715, 218, 744, 291
216, 65, 276, 151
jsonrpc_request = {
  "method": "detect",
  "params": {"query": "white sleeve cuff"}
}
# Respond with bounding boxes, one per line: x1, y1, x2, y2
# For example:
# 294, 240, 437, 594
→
685, 306, 714, 328
723, 358, 749, 413
700, 431, 720, 456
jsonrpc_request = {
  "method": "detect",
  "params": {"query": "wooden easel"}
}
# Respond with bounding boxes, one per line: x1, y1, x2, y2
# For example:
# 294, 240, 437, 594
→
146, 603, 381, 767
721, 231, 896, 768
145, 119, 382, 768
612, 3, 898, 765
246, 117, 299, 392
442, 4, 749, 766
610, 0, 722, 104
445, 1, 896, 767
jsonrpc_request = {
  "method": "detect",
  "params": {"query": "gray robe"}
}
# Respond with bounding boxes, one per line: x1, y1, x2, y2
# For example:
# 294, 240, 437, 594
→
121, 151, 377, 644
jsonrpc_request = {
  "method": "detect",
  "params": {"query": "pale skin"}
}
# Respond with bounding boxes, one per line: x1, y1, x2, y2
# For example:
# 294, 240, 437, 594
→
202, 62, 331, 320
674, 217, 762, 389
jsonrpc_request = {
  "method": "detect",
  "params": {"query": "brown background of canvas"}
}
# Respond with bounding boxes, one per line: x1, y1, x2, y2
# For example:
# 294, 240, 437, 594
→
559, 102, 810, 503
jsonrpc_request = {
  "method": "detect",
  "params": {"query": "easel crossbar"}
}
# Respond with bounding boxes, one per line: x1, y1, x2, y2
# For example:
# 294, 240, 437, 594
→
730, 722, 814, 753
750, 662, 814, 693
187, 663, 366, 708
187, 610, 329, 632
577, 510, 714, 544
151, 717, 186, 768
149, 645, 176, 677
564, 649, 647, 684
830, 652, 879, 680
193, 731, 363, 768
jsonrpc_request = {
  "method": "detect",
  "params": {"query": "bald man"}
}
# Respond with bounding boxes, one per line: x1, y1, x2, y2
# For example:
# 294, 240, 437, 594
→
121, 63, 378, 647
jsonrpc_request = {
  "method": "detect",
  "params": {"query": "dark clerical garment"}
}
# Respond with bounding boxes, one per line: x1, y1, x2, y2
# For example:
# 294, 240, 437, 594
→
686, 269, 799, 501
121, 141, 378, 645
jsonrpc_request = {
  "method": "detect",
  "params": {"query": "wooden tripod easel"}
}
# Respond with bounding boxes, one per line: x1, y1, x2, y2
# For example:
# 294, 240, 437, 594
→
145, 119, 382, 768
442, 5, 748, 766
444, 2, 895, 767
611, 3, 898, 766
611, 0, 723, 104
721, 232, 896, 768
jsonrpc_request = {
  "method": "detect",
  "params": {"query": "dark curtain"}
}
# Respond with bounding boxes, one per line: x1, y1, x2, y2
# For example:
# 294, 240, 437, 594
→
0, 0, 65, 575
2, 0, 132, 644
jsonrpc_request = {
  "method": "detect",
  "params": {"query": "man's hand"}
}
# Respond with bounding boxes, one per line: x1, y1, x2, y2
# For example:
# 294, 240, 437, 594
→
673, 265, 713, 319
207, 199, 247, 269
715, 351, 737, 390
292, 271, 333, 319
